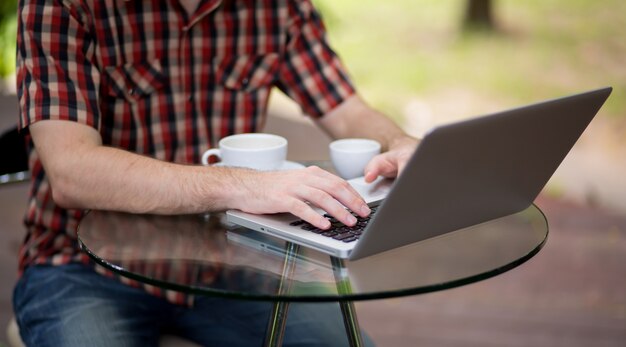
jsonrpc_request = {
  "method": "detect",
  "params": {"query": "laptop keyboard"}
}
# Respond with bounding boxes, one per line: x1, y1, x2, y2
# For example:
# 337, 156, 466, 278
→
289, 206, 379, 243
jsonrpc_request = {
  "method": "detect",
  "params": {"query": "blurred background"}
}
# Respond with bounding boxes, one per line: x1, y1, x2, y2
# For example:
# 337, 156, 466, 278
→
1, 0, 625, 346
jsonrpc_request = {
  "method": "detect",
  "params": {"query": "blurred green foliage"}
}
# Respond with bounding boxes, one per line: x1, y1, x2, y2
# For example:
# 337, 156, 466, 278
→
0, 0, 17, 78
313, 0, 626, 122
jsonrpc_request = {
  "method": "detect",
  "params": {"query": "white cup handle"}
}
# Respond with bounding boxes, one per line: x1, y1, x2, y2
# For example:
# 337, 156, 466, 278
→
201, 148, 221, 166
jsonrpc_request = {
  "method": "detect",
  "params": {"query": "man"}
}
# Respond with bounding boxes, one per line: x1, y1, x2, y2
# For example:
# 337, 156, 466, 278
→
14, 0, 418, 345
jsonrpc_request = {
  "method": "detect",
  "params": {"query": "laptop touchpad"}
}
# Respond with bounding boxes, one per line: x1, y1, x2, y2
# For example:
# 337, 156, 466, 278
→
348, 177, 393, 203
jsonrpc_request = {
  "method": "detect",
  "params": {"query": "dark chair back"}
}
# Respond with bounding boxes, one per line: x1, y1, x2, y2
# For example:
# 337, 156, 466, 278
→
0, 126, 29, 181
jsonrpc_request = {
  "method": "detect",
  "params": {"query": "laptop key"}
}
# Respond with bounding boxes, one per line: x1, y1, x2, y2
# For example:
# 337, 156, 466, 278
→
298, 208, 375, 239
342, 236, 358, 243
337, 226, 353, 233
333, 233, 355, 241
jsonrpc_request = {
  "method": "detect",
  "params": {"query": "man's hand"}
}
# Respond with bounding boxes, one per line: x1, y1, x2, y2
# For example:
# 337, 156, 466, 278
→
363, 137, 419, 183
226, 166, 371, 230
317, 94, 420, 183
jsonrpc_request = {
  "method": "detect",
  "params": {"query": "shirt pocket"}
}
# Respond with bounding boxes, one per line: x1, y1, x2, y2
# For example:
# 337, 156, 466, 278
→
214, 53, 280, 92
103, 60, 165, 103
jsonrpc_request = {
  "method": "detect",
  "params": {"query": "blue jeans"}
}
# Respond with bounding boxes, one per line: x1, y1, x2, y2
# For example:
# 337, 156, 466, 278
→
13, 264, 373, 347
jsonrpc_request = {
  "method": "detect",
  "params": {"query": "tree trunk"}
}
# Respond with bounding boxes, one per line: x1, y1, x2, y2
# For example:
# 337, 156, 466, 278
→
463, 0, 495, 31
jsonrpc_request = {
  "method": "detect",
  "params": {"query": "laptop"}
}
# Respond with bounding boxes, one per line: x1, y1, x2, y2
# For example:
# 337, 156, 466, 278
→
227, 87, 612, 260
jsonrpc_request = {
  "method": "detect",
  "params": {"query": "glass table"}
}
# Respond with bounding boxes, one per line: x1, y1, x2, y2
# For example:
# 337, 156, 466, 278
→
78, 203, 548, 346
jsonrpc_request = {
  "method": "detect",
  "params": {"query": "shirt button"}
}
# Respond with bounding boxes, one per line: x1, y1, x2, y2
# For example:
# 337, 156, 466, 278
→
128, 88, 136, 96
187, 94, 193, 101
241, 78, 249, 86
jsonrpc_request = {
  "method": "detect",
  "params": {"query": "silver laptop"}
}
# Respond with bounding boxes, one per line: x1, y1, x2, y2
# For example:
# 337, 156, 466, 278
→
227, 87, 612, 260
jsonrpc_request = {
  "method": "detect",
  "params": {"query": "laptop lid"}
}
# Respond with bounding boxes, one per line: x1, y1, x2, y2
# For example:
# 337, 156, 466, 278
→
348, 86, 612, 259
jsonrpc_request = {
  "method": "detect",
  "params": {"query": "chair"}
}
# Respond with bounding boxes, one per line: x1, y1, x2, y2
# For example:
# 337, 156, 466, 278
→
0, 126, 29, 184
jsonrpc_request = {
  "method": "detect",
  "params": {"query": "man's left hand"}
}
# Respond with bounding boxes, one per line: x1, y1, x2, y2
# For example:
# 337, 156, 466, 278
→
363, 137, 419, 183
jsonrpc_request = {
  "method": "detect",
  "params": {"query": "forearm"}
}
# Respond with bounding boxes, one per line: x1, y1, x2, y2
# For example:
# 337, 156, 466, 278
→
50, 146, 237, 214
48, 145, 369, 228
30, 120, 242, 214
317, 94, 416, 151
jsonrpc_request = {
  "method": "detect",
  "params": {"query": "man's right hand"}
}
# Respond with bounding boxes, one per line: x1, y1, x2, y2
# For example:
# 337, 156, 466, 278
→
225, 166, 371, 229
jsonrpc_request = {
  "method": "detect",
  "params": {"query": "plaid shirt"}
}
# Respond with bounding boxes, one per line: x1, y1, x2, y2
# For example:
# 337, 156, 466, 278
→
16, 0, 355, 305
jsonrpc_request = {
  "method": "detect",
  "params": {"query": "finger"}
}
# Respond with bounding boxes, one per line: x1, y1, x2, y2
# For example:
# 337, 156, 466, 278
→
364, 171, 378, 184
304, 167, 368, 207
302, 169, 370, 218
297, 186, 358, 227
397, 161, 408, 177
287, 198, 331, 229
364, 154, 396, 183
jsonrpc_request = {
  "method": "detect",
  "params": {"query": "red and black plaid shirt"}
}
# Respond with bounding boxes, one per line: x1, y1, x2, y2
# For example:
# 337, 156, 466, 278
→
16, 0, 355, 304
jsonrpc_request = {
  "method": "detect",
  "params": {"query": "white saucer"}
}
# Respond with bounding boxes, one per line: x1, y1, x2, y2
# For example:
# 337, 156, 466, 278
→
213, 161, 305, 171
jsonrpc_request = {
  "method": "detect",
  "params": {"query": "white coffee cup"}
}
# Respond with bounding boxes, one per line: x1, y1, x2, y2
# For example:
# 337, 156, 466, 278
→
201, 133, 287, 171
330, 138, 381, 179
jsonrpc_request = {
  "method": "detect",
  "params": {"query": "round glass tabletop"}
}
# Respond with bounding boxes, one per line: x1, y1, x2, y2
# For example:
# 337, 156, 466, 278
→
78, 204, 548, 302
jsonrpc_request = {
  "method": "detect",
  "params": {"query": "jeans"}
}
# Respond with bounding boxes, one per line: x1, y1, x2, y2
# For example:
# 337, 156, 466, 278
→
13, 264, 373, 347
